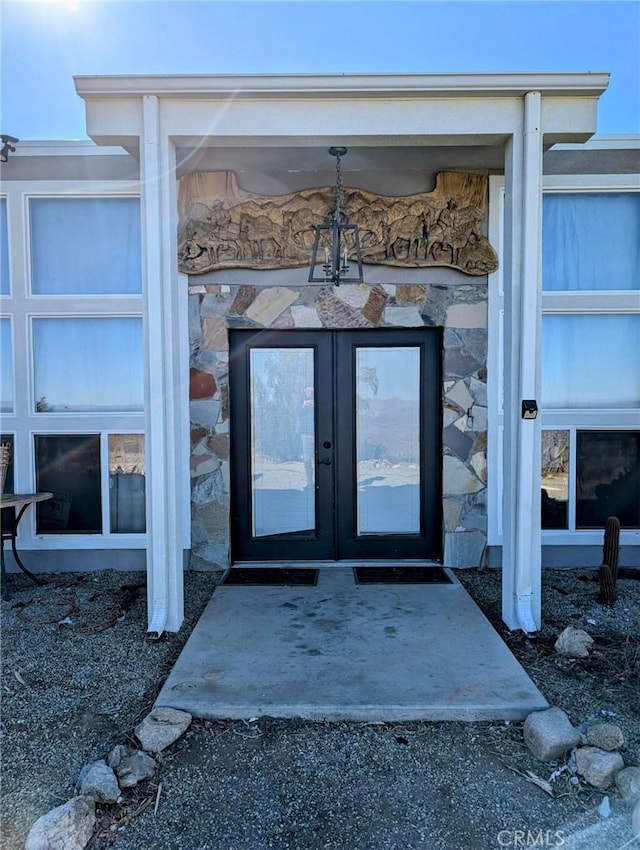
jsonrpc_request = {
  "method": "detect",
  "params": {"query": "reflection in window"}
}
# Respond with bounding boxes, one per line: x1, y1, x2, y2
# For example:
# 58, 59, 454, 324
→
541, 430, 569, 529
0, 198, 9, 296
543, 193, 640, 291
576, 431, 640, 529
109, 434, 146, 533
356, 347, 421, 535
0, 318, 13, 413
30, 198, 141, 295
35, 435, 102, 533
249, 348, 315, 537
33, 317, 143, 413
542, 315, 640, 409
0, 433, 14, 494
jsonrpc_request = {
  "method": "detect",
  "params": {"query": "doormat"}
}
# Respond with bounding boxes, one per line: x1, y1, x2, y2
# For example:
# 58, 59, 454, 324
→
354, 566, 452, 584
223, 568, 319, 586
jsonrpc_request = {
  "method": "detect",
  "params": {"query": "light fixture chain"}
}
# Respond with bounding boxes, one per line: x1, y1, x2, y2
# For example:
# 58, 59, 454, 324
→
334, 151, 343, 221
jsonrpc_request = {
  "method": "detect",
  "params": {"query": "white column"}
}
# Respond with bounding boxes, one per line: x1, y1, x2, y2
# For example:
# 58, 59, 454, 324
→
501, 92, 543, 632
140, 95, 185, 634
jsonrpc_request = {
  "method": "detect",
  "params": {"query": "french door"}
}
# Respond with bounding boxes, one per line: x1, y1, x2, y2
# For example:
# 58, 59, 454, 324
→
229, 328, 442, 562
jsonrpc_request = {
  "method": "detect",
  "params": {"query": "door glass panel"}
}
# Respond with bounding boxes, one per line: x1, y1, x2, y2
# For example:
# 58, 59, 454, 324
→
250, 348, 315, 537
356, 347, 421, 534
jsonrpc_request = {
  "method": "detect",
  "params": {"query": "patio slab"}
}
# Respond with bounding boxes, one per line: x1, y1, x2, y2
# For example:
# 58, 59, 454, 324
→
156, 568, 548, 721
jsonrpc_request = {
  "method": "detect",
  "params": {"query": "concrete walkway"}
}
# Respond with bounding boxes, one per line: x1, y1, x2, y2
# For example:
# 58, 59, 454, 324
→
156, 568, 548, 721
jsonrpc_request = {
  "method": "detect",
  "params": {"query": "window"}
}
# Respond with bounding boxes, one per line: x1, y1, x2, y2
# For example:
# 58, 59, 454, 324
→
542, 193, 640, 291
0, 318, 12, 413
540, 190, 640, 537
542, 315, 640, 409
576, 431, 640, 528
1, 188, 145, 548
0, 198, 9, 296
30, 198, 141, 295
34, 433, 146, 534
33, 317, 144, 413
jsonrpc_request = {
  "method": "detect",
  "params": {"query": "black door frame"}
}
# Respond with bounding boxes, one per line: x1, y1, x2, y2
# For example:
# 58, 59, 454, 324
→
229, 328, 442, 563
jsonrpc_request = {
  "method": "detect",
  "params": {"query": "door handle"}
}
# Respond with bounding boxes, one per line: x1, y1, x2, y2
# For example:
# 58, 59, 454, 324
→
319, 458, 332, 466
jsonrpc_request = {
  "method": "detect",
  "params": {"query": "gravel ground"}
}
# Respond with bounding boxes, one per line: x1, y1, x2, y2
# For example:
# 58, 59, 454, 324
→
1, 566, 638, 850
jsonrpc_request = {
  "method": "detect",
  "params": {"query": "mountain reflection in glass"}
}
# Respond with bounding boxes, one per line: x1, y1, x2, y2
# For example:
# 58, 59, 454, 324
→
249, 348, 316, 537
356, 347, 421, 535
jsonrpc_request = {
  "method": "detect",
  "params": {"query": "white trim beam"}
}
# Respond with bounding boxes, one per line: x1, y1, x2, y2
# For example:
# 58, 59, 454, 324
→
502, 92, 544, 633
140, 95, 184, 634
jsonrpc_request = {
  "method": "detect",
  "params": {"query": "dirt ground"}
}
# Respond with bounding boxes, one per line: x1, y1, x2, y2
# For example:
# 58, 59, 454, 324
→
1, 566, 638, 850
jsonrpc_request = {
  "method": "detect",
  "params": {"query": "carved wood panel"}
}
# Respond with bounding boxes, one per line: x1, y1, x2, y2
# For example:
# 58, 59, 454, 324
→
178, 171, 498, 276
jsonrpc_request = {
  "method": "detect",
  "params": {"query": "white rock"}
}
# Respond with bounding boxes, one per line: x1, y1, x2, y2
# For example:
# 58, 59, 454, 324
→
135, 706, 192, 753
25, 796, 96, 850
575, 746, 624, 790
523, 707, 581, 762
554, 626, 594, 658
76, 759, 120, 803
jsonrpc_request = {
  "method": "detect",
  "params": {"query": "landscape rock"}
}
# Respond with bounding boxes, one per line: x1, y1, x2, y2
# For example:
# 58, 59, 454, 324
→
25, 795, 96, 850
135, 706, 193, 753
586, 722, 626, 752
554, 626, 594, 658
107, 744, 156, 788
76, 759, 121, 803
575, 746, 624, 790
616, 766, 640, 807
523, 707, 581, 762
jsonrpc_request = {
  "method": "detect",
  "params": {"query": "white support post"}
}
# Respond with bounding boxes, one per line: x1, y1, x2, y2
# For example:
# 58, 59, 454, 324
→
502, 92, 543, 632
140, 95, 185, 634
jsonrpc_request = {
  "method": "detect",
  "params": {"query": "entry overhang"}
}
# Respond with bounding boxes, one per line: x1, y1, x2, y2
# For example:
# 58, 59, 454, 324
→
75, 71, 609, 153
71, 71, 611, 635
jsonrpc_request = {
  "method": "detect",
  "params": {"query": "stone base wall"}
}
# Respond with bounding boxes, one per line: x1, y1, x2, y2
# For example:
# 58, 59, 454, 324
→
188, 281, 488, 569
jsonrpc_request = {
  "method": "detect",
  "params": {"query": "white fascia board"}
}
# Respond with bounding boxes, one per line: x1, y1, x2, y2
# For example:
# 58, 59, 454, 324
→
544, 175, 640, 190
12, 141, 128, 157
160, 97, 522, 143
74, 72, 610, 99
551, 134, 640, 150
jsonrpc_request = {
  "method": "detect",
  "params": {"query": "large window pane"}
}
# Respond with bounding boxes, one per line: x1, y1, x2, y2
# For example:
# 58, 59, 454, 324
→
35, 435, 102, 533
0, 318, 13, 413
249, 348, 315, 537
576, 431, 640, 528
0, 198, 9, 296
30, 198, 141, 295
541, 430, 569, 529
542, 315, 640, 408
109, 434, 146, 533
356, 347, 421, 535
33, 317, 143, 413
543, 193, 640, 291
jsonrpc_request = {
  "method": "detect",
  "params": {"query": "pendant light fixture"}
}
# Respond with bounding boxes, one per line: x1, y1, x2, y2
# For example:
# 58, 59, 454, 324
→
308, 147, 363, 286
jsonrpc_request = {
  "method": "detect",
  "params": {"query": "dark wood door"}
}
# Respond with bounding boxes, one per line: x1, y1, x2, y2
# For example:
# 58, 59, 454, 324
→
229, 328, 442, 563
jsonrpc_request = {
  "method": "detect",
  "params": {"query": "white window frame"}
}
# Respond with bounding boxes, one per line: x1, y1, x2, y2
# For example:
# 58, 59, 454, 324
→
488, 174, 640, 549
0, 182, 147, 550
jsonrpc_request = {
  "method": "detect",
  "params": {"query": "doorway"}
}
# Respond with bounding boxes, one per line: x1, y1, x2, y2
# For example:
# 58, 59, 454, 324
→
229, 328, 442, 563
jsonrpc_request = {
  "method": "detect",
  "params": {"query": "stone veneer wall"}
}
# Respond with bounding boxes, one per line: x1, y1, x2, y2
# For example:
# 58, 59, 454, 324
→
188, 281, 488, 569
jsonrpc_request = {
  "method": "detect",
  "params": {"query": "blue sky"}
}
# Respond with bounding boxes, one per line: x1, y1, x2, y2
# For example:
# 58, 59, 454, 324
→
1, 0, 638, 141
